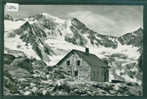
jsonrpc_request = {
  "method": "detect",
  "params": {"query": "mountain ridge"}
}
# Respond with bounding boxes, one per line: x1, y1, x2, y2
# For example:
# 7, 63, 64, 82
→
4, 13, 143, 86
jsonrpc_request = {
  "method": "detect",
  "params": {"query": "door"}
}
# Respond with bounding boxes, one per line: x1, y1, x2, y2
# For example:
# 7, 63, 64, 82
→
91, 70, 98, 81
104, 69, 108, 82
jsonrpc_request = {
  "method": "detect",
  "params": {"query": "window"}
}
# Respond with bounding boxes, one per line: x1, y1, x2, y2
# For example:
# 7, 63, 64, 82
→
76, 60, 80, 66
66, 60, 70, 65
68, 70, 71, 74
74, 70, 78, 76
104, 69, 107, 81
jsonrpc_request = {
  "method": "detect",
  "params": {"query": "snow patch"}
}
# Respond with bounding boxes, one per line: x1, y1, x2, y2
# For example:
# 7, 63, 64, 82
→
41, 13, 65, 24
5, 35, 40, 60
4, 20, 25, 31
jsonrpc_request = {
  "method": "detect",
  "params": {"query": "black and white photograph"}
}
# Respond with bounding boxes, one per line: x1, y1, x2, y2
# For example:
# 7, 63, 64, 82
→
4, 5, 143, 96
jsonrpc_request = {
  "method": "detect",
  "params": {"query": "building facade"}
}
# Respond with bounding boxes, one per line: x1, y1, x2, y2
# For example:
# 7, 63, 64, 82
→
56, 48, 109, 82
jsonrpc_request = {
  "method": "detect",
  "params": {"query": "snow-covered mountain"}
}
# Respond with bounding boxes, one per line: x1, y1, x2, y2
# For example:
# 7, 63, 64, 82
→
118, 27, 143, 47
4, 13, 143, 85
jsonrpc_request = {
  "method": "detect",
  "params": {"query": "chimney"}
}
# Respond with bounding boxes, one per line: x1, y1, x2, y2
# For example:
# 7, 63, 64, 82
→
85, 48, 89, 54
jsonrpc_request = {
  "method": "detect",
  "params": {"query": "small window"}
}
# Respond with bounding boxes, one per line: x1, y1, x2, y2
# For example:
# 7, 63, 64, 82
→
104, 69, 108, 82
74, 70, 78, 76
66, 60, 70, 65
76, 60, 80, 66
68, 70, 71, 74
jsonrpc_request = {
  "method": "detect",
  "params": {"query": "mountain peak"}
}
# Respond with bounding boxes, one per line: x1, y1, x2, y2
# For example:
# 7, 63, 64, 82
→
136, 27, 143, 32
41, 12, 50, 16
70, 17, 87, 29
71, 17, 82, 23
40, 12, 57, 19
4, 14, 14, 21
118, 27, 143, 47
21, 21, 32, 28
39, 12, 65, 24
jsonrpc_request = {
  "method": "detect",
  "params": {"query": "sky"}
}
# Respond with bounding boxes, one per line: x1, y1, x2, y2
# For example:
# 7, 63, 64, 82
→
5, 5, 143, 36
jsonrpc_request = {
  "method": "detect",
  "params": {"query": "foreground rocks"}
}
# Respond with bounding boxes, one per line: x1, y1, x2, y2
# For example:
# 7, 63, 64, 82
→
4, 74, 143, 96
3, 53, 143, 96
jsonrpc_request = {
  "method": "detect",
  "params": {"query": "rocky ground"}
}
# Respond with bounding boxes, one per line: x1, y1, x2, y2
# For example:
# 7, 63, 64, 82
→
3, 13, 143, 96
3, 53, 143, 96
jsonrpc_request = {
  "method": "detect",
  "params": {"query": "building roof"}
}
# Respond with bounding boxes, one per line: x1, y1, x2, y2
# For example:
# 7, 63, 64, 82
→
56, 49, 108, 68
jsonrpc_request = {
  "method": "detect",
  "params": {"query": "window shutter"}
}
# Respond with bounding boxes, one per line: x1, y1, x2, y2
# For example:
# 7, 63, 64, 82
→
76, 60, 80, 66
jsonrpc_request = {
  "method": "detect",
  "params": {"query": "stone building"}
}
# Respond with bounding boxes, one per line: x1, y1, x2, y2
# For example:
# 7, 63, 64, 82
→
56, 48, 109, 82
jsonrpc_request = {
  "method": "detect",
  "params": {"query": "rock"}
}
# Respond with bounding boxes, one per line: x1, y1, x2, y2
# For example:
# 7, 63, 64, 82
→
10, 57, 33, 73
5, 48, 26, 57
23, 91, 32, 95
118, 27, 143, 47
4, 54, 15, 64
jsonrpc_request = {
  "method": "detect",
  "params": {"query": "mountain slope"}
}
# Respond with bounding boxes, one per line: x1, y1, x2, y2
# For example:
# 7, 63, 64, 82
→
118, 27, 143, 47
4, 13, 143, 85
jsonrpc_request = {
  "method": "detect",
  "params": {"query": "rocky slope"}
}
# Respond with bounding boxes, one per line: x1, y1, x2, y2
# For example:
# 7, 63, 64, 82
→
4, 13, 143, 96
118, 27, 143, 47
3, 54, 142, 96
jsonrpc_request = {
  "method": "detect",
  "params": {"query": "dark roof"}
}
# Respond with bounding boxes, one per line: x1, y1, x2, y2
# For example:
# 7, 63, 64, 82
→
56, 49, 108, 68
